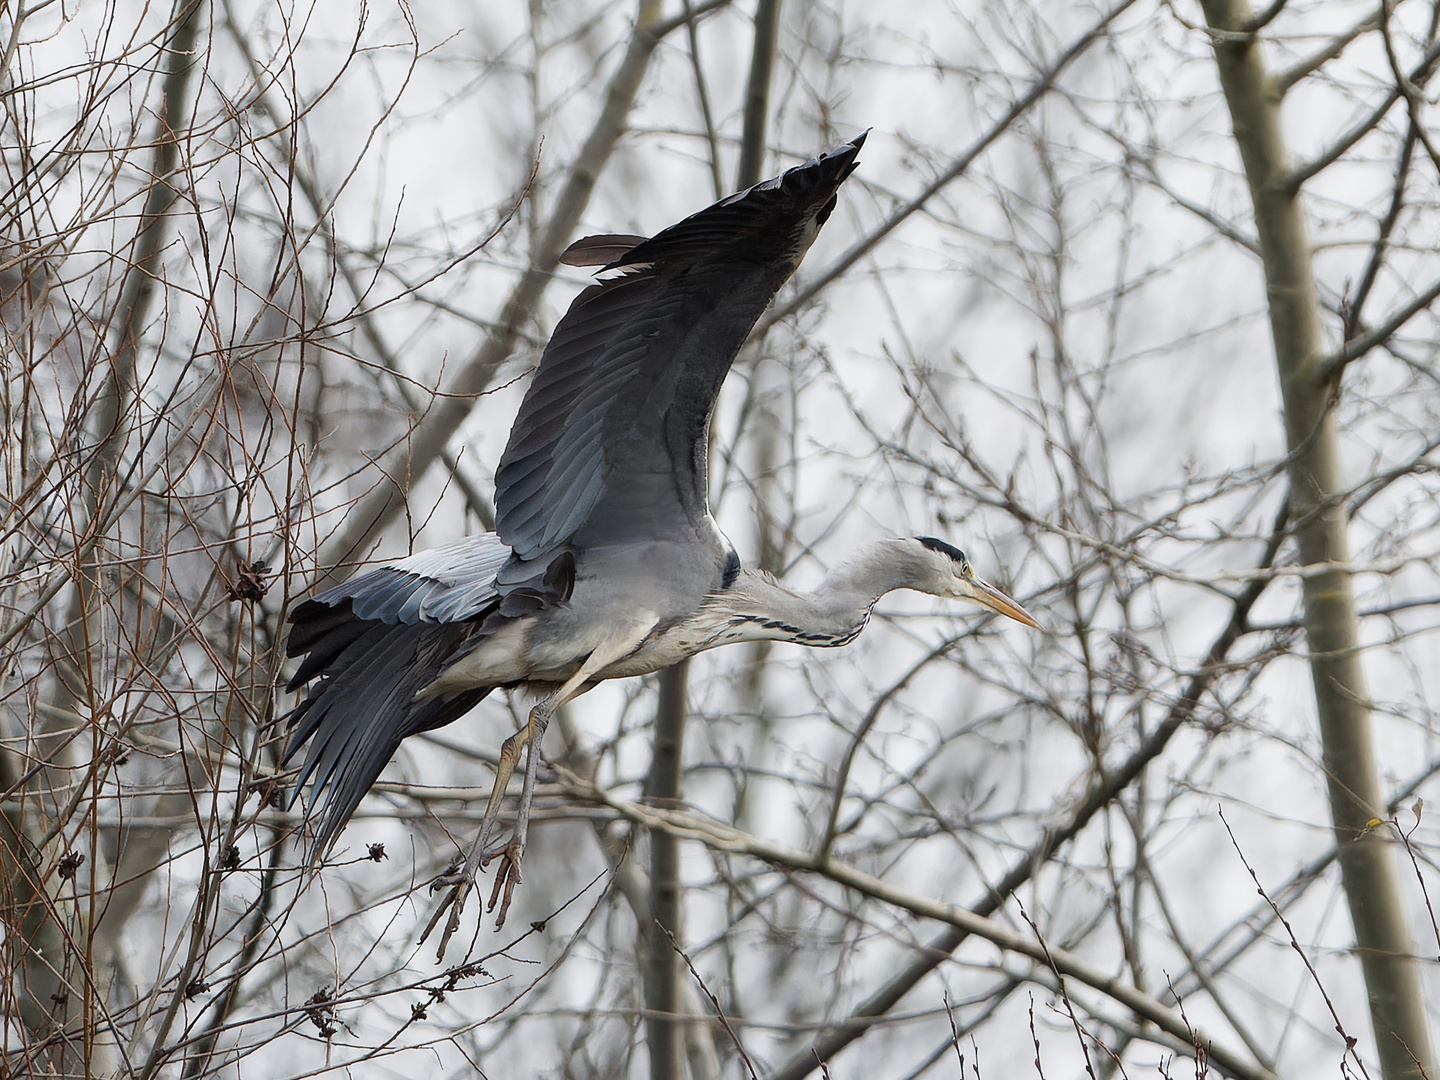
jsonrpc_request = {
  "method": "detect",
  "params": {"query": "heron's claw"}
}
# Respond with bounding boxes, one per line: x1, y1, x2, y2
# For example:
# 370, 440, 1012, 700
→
420, 838, 526, 960
428, 859, 465, 893
420, 873, 471, 959
483, 842, 523, 927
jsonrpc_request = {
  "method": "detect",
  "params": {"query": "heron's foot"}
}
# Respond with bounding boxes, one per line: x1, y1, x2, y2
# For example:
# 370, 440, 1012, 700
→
420, 865, 475, 961
420, 836, 526, 960
482, 840, 524, 927
427, 854, 484, 893
428, 858, 460, 892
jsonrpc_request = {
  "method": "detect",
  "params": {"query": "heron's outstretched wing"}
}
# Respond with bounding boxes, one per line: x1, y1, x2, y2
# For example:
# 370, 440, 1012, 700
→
282, 534, 513, 854
494, 133, 866, 561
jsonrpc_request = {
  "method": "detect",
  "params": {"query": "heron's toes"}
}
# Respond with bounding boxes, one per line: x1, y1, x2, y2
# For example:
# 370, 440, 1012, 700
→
428, 858, 467, 893
420, 839, 527, 959
483, 841, 524, 927
420, 873, 471, 958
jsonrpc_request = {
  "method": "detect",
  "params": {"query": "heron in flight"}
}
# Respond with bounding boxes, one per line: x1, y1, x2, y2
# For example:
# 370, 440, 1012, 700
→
283, 131, 1038, 947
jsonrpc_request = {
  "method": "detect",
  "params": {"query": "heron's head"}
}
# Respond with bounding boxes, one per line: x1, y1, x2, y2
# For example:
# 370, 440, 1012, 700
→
909, 536, 1040, 628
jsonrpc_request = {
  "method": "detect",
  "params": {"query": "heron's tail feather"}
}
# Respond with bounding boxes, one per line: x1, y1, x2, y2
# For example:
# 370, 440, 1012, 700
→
282, 599, 491, 861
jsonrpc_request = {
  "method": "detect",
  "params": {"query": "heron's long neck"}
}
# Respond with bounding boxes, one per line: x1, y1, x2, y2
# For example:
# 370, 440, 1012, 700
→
709, 540, 923, 648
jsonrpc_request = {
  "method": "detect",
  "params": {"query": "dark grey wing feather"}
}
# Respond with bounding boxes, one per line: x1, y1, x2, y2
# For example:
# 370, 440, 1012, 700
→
282, 534, 512, 857
494, 133, 866, 561
285, 619, 492, 858
495, 272, 661, 555
560, 233, 648, 267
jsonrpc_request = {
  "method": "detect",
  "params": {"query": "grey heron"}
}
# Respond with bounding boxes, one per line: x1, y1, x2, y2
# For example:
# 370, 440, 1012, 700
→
283, 131, 1038, 944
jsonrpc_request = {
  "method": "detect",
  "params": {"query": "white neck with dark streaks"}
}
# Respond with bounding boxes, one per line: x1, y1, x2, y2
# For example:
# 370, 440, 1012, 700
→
700, 539, 938, 649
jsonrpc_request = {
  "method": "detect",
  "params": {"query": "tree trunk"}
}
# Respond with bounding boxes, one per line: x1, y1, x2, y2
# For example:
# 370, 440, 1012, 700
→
643, 5, 784, 1075
3, 3, 205, 1073
1198, 4, 1436, 1077
644, 661, 687, 1079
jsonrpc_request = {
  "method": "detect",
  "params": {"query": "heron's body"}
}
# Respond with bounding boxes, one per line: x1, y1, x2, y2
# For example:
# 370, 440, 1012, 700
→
283, 133, 1037, 941
415, 536, 927, 694
419, 538, 728, 693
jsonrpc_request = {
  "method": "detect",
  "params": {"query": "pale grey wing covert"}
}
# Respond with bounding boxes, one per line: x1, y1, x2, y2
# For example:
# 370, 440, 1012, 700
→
337, 537, 516, 624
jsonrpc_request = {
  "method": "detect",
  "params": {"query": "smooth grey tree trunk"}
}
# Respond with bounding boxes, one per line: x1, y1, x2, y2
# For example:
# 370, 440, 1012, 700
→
645, 4, 784, 1076
645, 661, 688, 1079
1198, 3, 1436, 1077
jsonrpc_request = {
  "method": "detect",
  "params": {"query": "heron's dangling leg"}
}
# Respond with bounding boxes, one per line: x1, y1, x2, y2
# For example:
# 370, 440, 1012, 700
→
469, 712, 535, 867
423, 686, 568, 956
483, 693, 558, 920
424, 621, 655, 959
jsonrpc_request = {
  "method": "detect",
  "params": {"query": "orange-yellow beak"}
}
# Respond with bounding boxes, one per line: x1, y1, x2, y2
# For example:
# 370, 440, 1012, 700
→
970, 576, 1041, 629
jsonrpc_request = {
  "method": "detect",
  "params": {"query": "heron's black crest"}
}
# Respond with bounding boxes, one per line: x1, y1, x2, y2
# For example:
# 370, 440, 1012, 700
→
917, 536, 966, 564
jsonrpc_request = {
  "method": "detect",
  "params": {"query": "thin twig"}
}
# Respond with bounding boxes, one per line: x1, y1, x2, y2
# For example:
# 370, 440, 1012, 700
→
1217, 808, 1371, 1080
659, 923, 761, 1080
